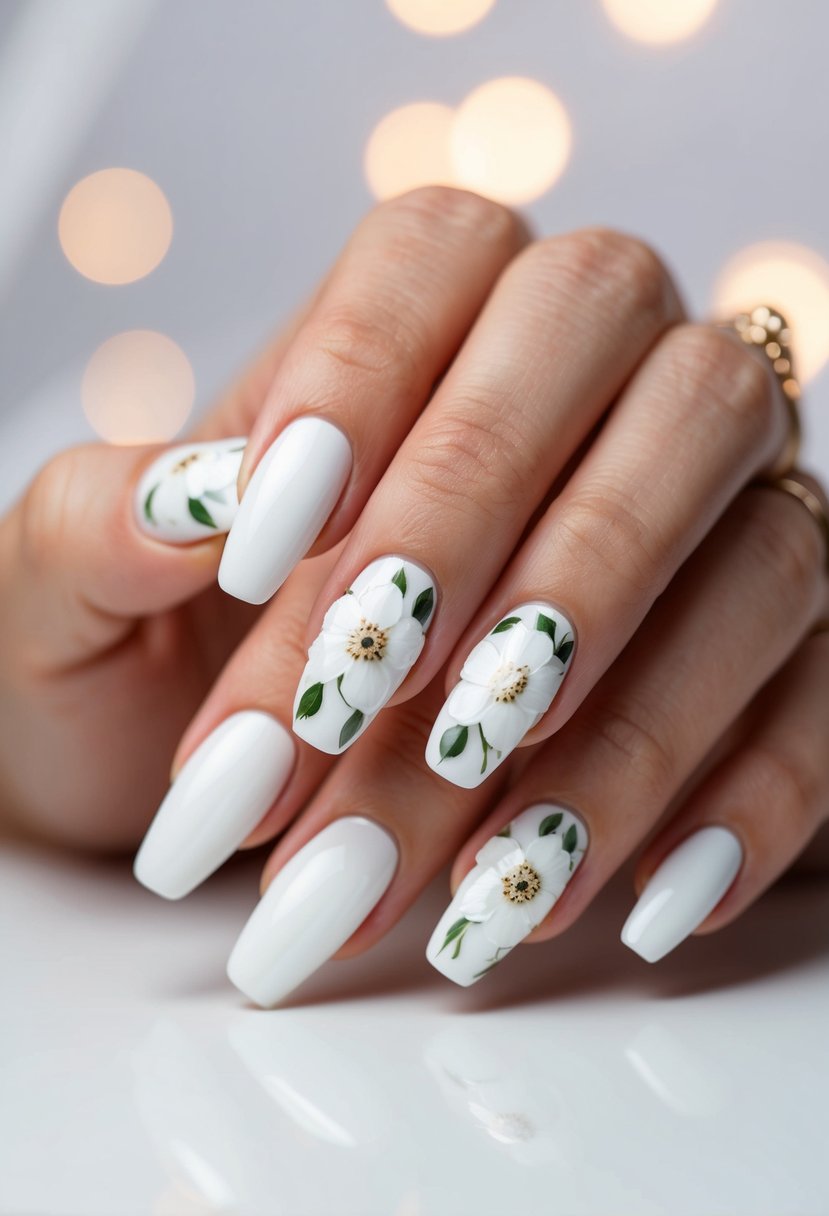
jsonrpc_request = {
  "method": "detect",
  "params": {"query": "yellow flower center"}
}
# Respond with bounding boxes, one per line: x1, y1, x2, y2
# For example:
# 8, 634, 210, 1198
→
501, 861, 541, 903
171, 452, 200, 473
346, 620, 388, 662
491, 662, 530, 703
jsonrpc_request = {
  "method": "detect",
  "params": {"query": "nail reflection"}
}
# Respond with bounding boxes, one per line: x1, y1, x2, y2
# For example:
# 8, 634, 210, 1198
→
625, 1022, 726, 1117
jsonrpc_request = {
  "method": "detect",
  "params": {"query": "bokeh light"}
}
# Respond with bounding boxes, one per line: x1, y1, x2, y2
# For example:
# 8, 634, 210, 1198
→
82, 330, 195, 444
450, 77, 571, 204
601, 0, 718, 44
385, 0, 496, 36
365, 102, 455, 200
58, 168, 172, 285
714, 242, 829, 383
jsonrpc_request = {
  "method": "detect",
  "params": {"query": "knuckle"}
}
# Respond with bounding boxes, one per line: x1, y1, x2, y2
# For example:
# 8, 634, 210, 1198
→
313, 303, 421, 387
554, 488, 664, 603
380, 184, 523, 250
19, 450, 80, 571
584, 694, 677, 804
739, 488, 824, 603
743, 744, 816, 833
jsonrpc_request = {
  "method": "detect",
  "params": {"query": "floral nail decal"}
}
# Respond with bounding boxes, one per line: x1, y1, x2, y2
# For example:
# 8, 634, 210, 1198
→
135, 438, 246, 544
292, 555, 436, 754
426, 803, 587, 987
425, 602, 574, 788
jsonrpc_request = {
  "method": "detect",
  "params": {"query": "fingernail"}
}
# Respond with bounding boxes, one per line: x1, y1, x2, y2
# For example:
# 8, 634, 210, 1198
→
621, 826, 743, 963
427, 804, 587, 986
218, 417, 352, 604
135, 438, 246, 543
134, 711, 294, 900
293, 555, 436, 754
425, 603, 575, 789
226, 817, 398, 1007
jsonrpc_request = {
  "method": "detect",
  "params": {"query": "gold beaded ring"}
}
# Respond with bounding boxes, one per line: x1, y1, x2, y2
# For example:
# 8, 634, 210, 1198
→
728, 305, 801, 478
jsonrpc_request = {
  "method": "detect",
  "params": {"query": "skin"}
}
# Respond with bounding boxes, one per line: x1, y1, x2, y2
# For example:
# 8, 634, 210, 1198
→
0, 185, 826, 972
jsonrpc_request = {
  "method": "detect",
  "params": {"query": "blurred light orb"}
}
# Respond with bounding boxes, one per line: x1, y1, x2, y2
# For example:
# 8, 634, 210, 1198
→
450, 77, 571, 205
82, 330, 195, 445
715, 242, 829, 383
385, 0, 496, 36
59, 168, 172, 285
601, 0, 718, 44
365, 102, 456, 200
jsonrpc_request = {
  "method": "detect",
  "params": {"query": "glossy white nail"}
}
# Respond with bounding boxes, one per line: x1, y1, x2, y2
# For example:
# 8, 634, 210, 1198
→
134, 711, 294, 900
425, 602, 575, 789
135, 438, 246, 543
621, 826, 743, 963
427, 804, 587, 986
293, 555, 436, 754
218, 417, 352, 604
226, 817, 398, 1007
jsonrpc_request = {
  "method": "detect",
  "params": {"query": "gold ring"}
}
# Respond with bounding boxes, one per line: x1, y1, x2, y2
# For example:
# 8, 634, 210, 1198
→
727, 305, 801, 478
765, 472, 829, 571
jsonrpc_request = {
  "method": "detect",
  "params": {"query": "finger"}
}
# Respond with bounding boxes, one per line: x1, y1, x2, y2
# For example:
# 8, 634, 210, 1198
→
217, 186, 531, 604
622, 627, 829, 961
426, 482, 826, 984
426, 322, 788, 789
292, 230, 683, 757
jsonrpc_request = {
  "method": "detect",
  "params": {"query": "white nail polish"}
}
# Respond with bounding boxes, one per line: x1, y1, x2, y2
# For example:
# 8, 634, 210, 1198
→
134, 711, 294, 900
226, 817, 398, 1007
425, 602, 575, 789
621, 826, 742, 963
218, 417, 352, 604
293, 555, 436, 755
426, 804, 587, 986
135, 438, 246, 543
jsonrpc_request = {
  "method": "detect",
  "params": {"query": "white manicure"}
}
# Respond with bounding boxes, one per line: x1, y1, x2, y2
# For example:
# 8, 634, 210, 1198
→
134, 711, 294, 900
226, 817, 398, 1008
218, 417, 352, 604
426, 602, 575, 789
293, 555, 436, 755
135, 438, 246, 543
426, 804, 587, 986
621, 826, 743, 963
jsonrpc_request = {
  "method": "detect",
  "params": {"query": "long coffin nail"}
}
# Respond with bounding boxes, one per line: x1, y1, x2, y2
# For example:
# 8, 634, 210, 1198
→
293, 555, 436, 755
226, 817, 398, 1008
218, 417, 352, 605
426, 803, 587, 986
135, 438, 246, 543
425, 602, 575, 789
621, 826, 743, 963
134, 711, 295, 900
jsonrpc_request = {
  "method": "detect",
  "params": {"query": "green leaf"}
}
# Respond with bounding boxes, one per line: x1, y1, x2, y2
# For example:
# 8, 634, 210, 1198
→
228, 444, 246, 452
296, 682, 324, 719
187, 497, 217, 529
143, 484, 160, 524
411, 586, 434, 627
478, 722, 492, 774
496, 823, 512, 838
439, 724, 468, 760
203, 488, 227, 503
335, 673, 352, 706
472, 961, 501, 979
438, 916, 470, 956
555, 636, 575, 664
391, 566, 407, 596
535, 612, 557, 643
539, 812, 563, 836
562, 824, 578, 853
491, 616, 521, 634
338, 708, 364, 749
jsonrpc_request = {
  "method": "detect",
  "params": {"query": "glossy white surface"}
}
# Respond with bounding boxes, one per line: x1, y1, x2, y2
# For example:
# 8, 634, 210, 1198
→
135, 438, 246, 544
2, 842, 827, 1216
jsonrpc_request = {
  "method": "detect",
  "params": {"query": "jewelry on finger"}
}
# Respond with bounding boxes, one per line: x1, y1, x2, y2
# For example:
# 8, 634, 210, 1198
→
765, 471, 829, 572
726, 305, 801, 478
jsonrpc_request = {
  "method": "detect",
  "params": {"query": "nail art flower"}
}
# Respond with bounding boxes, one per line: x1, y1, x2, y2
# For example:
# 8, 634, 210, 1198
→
457, 833, 571, 949
142, 442, 245, 533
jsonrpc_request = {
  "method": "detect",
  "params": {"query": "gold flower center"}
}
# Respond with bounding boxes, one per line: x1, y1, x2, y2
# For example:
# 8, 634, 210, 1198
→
171, 452, 200, 473
502, 862, 541, 903
345, 620, 388, 661
491, 662, 530, 703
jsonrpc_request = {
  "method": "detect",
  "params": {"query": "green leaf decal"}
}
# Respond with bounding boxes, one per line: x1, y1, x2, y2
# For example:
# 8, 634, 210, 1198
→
478, 722, 493, 774
229, 444, 246, 452
438, 916, 470, 957
539, 812, 563, 836
535, 612, 557, 643
335, 672, 352, 706
143, 484, 160, 524
296, 682, 324, 719
555, 636, 574, 664
472, 961, 501, 979
562, 824, 578, 853
391, 566, 407, 596
496, 823, 512, 838
187, 497, 217, 528
411, 586, 434, 627
491, 616, 521, 634
203, 488, 228, 503
439, 724, 468, 760
339, 708, 364, 749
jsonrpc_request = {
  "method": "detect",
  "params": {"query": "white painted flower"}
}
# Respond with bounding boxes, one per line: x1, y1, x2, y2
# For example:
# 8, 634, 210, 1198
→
458, 832, 571, 948
446, 622, 564, 753
176, 448, 243, 500
305, 576, 426, 713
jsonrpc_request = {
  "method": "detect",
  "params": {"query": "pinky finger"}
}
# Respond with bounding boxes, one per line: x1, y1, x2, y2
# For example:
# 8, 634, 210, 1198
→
622, 626, 829, 963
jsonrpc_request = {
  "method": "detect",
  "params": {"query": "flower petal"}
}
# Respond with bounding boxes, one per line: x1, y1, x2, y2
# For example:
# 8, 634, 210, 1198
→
524, 885, 557, 927
357, 582, 404, 628
384, 615, 425, 670
480, 900, 533, 949
474, 836, 524, 872
479, 700, 532, 753
460, 638, 501, 686
201, 452, 243, 490
457, 867, 504, 921
447, 679, 492, 724
519, 664, 561, 713
340, 658, 395, 713
307, 634, 350, 683
323, 593, 362, 633
504, 623, 554, 671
